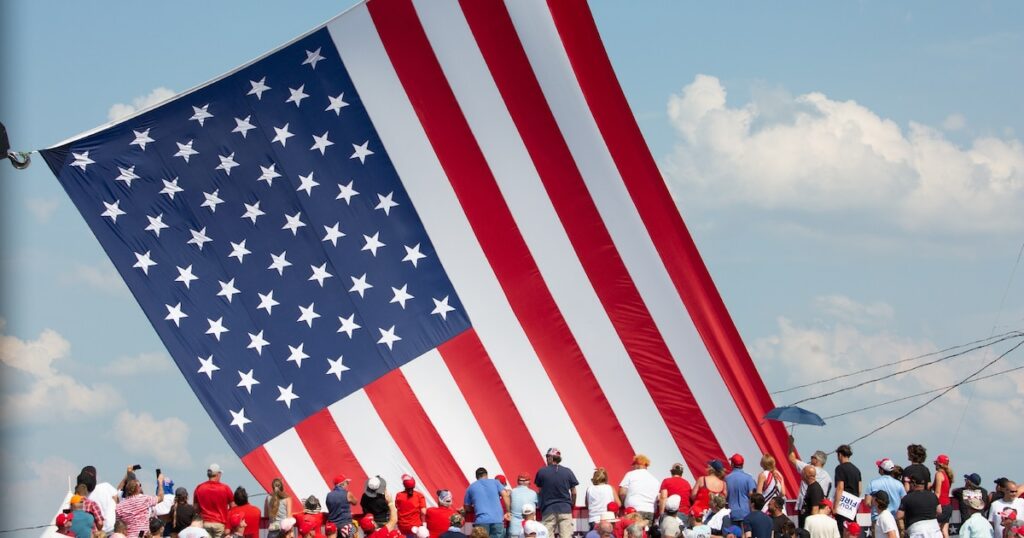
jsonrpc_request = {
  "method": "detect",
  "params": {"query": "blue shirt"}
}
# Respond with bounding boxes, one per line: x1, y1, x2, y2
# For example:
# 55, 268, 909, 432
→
724, 470, 757, 521
535, 465, 579, 515
744, 511, 773, 538
509, 486, 539, 535
868, 475, 905, 520
465, 478, 506, 524
326, 485, 353, 526
69, 510, 95, 538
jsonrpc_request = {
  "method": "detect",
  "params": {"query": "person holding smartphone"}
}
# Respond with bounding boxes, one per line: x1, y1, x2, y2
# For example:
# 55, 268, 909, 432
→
117, 469, 167, 538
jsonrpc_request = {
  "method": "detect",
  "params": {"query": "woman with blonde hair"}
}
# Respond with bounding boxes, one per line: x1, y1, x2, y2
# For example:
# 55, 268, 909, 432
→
265, 478, 293, 538
690, 461, 727, 520
755, 454, 786, 513
586, 467, 621, 529
932, 455, 954, 538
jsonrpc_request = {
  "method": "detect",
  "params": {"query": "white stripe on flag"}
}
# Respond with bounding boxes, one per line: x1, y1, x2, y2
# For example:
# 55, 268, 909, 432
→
328, 5, 597, 478
504, 0, 763, 461
410, 0, 685, 474
400, 349, 504, 483
263, 428, 331, 503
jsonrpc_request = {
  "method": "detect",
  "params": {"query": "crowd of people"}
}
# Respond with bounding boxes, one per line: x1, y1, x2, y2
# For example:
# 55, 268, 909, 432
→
56, 440, 1024, 538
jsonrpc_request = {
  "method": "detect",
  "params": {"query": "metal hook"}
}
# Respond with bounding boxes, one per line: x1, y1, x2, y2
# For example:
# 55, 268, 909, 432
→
7, 150, 31, 170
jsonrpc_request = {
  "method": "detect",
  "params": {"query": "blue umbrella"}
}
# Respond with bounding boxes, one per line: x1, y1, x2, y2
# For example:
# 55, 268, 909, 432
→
764, 405, 826, 426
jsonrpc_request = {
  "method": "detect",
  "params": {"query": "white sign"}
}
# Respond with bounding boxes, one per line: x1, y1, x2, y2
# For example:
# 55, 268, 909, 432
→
835, 491, 862, 520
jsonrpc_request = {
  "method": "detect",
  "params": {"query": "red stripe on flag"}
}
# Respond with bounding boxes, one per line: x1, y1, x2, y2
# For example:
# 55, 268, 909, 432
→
294, 408, 368, 492
364, 369, 470, 501
458, 0, 728, 476
438, 329, 544, 478
543, 0, 796, 488
367, 0, 635, 481
241, 446, 298, 500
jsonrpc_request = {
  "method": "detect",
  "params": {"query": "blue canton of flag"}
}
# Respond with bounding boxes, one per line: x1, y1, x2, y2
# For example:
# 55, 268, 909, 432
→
41, 28, 470, 456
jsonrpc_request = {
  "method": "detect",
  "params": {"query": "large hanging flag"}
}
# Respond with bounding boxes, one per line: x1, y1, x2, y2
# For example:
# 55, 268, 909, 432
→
42, 0, 794, 504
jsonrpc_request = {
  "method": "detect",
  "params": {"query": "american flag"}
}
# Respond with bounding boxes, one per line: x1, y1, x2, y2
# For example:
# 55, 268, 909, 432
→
42, 0, 794, 505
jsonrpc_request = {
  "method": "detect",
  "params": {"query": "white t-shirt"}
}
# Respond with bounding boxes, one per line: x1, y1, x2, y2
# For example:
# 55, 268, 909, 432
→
804, 514, 840, 538
875, 510, 898, 538
620, 469, 659, 513
989, 498, 1024, 537
178, 526, 212, 538
89, 482, 119, 533
587, 484, 616, 523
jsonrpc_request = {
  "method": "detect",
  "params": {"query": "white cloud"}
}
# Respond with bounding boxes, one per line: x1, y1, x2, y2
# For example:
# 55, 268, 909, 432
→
108, 87, 176, 122
0, 324, 124, 421
114, 411, 191, 467
59, 262, 130, 297
101, 352, 173, 377
812, 294, 894, 326
942, 113, 967, 132
25, 197, 59, 223
662, 75, 1024, 235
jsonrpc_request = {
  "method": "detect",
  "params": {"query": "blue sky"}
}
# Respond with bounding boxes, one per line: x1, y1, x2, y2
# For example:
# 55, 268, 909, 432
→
2, 1, 1023, 533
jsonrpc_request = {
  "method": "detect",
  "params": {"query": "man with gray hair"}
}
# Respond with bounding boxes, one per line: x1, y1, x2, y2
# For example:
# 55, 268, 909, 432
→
788, 436, 833, 516
625, 524, 646, 538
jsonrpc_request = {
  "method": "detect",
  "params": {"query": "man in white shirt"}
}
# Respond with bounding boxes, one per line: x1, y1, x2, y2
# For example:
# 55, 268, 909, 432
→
805, 509, 840, 538
989, 481, 1024, 538
88, 479, 120, 533
788, 436, 833, 515
179, 513, 213, 538
619, 454, 660, 522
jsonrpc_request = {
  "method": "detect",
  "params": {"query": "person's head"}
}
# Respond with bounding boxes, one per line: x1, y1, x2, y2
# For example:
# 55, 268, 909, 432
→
333, 474, 351, 490
909, 476, 927, 491
74, 483, 89, 497
303, 495, 321, 514
597, 521, 614, 538
709, 494, 727, 512
207, 463, 223, 481
476, 467, 488, 480
779, 520, 797, 538
70, 494, 86, 511
546, 447, 562, 465
190, 513, 204, 527
836, 445, 853, 462
470, 526, 490, 538
933, 454, 953, 483
522, 503, 537, 520
962, 490, 986, 514
729, 454, 744, 470
760, 454, 776, 472
706, 460, 725, 479
843, 522, 861, 538
114, 519, 128, 534
592, 467, 609, 485
1004, 481, 1019, 501
56, 513, 73, 529
233, 486, 249, 507
524, 521, 545, 538
517, 473, 530, 488
438, 489, 453, 507
297, 515, 318, 538
749, 492, 765, 512
811, 450, 828, 468
359, 515, 378, 534
768, 497, 785, 516
820, 499, 833, 516
149, 517, 166, 537
907, 444, 926, 464
670, 463, 685, 477
402, 474, 416, 492
174, 487, 189, 504
326, 523, 338, 538
802, 465, 817, 484
964, 473, 982, 488
665, 494, 681, 515
124, 479, 142, 497
632, 454, 650, 469
625, 524, 645, 538
873, 490, 890, 511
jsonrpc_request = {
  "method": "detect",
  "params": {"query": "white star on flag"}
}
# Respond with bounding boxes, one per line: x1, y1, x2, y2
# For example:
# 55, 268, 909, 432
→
377, 326, 401, 350
71, 151, 94, 170
229, 240, 251, 263
233, 116, 257, 138
323, 223, 345, 246
326, 356, 349, 380
257, 290, 279, 315
336, 180, 359, 204
101, 200, 125, 222
175, 265, 198, 289
337, 313, 360, 338
287, 344, 309, 368
258, 163, 282, 186
174, 140, 198, 162
375, 192, 399, 215
160, 178, 184, 199
432, 296, 455, 320
310, 131, 334, 155
277, 384, 299, 408
131, 129, 154, 150
297, 302, 320, 327
286, 85, 309, 107
229, 408, 250, 432
302, 47, 325, 69
190, 104, 213, 126
246, 330, 270, 355
326, 92, 349, 115
216, 152, 239, 175
115, 165, 140, 187
164, 302, 188, 326
134, 251, 158, 274
297, 172, 320, 196
237, 369, 260, 393
201, 190, 224, 212
351, 141, 374, 163
145, 214, 168, 237
197, 355, 219, 379
248, 77, 271, 99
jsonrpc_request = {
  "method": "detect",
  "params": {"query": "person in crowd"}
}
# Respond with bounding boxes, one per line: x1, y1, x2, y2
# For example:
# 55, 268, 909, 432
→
110, 519, 129, 538
660, 464, 692, 517
363, 477, 392, 526
587, 521, 614, 538
149, 517, 168, 538
510, 475, 539, 537
523, 521, 549, 538
690, 461, 727, 520
69, 495, 97, 538
932, 455, 954, 538
117, 476, 167, 538
831, 446, 861, 536
774, 520, 798, 538
297, 513, 322, 538
703, 494, 731, 535
426, 491, 458, 538
724, 455, 756, 526
228, 487, 261, 538
74, 483, 105, 534
686, 514, 713, 538
535, 448, 579, 538
754, 456, 785, 514
989, 481, 1024, 538
957, 490, 993, 538
396, 475, 427, 537
903, 445, 931, 493
194, 464, 232, 538
359, 492, 399, 538
441, 514, 468, 538
615, 508, 645, 538
620, 454, 660, 522
265, 479, 293, 538
872, 491, 898, 538
799, 466, 824, 530
999, 511, 1022, 538
788, 437, 833, 518
302, 495, 326, 535
624, 523, 646, 538
326, 523, 339, 538
897, 476, 941, 538
804, 500, 839, 538
465, 467, 510, 538
169, 488, 197, 537
866, 459, 905, 524
588, 468, 619, 530
658, 495, 685, 538
470, 527, 489, 538
742, 493, 772, 538
326, 475, 356, 537
80, 467, 120, 536
953, 474, 990, 527
841, 522, 859, 538
56, 513, 76, 538
767, 497, 789, 538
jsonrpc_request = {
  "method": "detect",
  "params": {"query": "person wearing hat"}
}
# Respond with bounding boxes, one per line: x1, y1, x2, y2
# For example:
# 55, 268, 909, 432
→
297, 513, 323, 538
803, 499, 839, 538
788, 436, 834, 519
326, 475, 356, 536
866, 459, 906, 524
326, 522, 339, 538
302, 495, 326, 538
509, 474, 539, 537
842, 521, 860, 538
534, 449, 579, 538
464, 467, 510, 538
896, 475, 941, 538
395, 475, 427, 537
362, 476, 392, 526
989, 481, 1024, 538
952, 474, 990, 527
425, 490, 457, 538
657, 494, 686, 538
523, 520, 549, 538
931, 455, 954, 538
956, 487, 993, 538
56, 512, 76, 538
194, 464, 233, 538
359, 492, 400, 538
690, 461, 727, 520
620, 454, 659, 523
170, 487, 197, 536
724, 454, 756, 525
228, 487, 261, 538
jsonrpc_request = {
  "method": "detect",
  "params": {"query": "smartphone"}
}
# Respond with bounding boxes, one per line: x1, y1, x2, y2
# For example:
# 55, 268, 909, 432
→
138, 531, 145, 538
132, 464, 142, 471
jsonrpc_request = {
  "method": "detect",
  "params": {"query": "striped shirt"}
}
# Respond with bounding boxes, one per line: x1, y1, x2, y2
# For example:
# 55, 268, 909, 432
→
116, 495, 159, 538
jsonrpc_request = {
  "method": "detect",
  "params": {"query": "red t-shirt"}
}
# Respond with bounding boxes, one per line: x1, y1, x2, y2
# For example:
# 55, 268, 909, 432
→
194, 480, 233, 524
228, 504, 262, 538
370, 528, 402, 538
395, 490, 427, 534
425, 507, 456, 538
660, 477, 693, 513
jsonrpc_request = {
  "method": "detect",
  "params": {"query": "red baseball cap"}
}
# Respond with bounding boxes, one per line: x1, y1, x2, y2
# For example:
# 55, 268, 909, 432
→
56, 513, 73, 527
1001, 508, 1018, 520
326, 523, 338, 535
517, 473, 531, 482
334, 474, 349, 486
228, 513, 245, 532
360, 515, 377, 533
402, 474, 416, 489
495, 475, 508, 486
607, 502, 620, 513
624, 507, 637, 515
934, 454, 950, 465
729, 454, 744, 467
820, 499, 833, 509
845, 522, 861, 535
